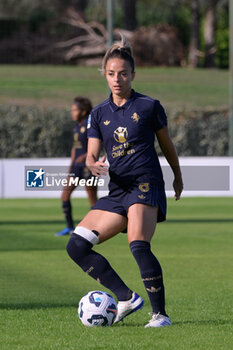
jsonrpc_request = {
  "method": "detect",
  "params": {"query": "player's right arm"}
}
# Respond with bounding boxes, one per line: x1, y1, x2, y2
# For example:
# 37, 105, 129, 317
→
86, 138, 108, 177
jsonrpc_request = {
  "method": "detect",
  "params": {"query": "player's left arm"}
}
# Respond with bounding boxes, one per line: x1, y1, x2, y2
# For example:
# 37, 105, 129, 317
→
156, 127, 183, 200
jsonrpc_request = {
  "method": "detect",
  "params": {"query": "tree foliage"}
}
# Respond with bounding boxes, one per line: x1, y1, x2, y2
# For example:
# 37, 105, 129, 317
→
0, 0, 229, 68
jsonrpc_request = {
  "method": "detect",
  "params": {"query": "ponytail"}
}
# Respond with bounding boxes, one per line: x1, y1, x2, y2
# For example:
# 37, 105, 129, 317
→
102, 33, 135, 73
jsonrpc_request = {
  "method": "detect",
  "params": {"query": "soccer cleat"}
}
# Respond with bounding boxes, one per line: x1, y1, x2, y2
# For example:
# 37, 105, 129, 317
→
55, 227, 74, 236
114, 292, 144, 324
144, 312, 171, 328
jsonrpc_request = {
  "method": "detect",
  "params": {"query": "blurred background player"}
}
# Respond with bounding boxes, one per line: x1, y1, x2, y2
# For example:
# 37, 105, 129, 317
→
56, 97, 97, 236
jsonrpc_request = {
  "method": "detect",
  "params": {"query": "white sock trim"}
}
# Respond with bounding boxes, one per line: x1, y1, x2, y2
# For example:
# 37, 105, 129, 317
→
73, 226, 99, 245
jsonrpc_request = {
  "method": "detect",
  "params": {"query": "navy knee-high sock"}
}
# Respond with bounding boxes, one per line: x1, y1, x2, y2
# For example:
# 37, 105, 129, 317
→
67, 234, 132, 301
62, 200, 74, 229
130, 240, 167, 316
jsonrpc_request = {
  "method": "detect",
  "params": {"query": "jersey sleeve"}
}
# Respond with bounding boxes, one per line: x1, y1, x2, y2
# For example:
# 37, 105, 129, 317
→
151, 101, 168, 131
87, 111, 103, 140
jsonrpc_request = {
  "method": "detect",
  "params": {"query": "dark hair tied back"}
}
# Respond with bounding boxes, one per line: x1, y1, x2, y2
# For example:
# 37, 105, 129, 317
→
73, 96, 92, 116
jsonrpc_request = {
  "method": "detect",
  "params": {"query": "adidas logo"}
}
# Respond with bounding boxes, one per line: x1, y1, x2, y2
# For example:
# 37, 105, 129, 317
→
85, 266, 94, 274
104, 120, 110, 125
138, 194, 146, 199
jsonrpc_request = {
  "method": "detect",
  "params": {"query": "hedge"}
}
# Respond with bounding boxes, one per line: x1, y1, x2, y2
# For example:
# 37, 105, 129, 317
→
165, 107, 229, 156
0, 105, 229, 158
0, 105, 73, 158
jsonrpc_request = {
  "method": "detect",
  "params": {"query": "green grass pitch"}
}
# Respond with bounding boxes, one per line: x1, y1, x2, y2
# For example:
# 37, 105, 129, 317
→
0, 197, 232, 350
0, 65, 228, 109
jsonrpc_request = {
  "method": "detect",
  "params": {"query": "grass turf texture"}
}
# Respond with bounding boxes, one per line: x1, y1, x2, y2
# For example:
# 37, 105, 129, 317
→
0, 65, 228, 109
0, 197, 232, 350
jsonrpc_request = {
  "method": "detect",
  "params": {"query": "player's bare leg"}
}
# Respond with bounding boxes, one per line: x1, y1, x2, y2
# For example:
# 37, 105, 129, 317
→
78, 209, 127, 242
114, 204, 158, 323
127, 203, 158, 243
85, 185, 97, 208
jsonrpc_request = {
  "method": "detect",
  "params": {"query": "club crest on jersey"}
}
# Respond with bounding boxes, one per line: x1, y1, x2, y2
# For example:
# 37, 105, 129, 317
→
131, 112, 140, 123
104, 120, 110, 125
113, 127, 128, 143
80, 126, 86, 133
139, 183, 150, 192
87, 114, 91, 129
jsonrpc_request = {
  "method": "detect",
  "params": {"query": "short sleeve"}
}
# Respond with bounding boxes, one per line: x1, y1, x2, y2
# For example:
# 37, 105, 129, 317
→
87, 111, 103, 140
151, 101, 168, 132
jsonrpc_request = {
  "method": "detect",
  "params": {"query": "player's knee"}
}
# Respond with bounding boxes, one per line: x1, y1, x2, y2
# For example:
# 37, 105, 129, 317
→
66, 235, 89, 263
66, 226, 99, 264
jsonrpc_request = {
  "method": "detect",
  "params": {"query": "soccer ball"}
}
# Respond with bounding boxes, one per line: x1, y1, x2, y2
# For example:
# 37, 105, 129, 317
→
78, 291, 118, 327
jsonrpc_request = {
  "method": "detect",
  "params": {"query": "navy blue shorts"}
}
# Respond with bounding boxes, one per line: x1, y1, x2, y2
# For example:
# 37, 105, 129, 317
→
70, 164, 91, 181
92, 173, 166, 223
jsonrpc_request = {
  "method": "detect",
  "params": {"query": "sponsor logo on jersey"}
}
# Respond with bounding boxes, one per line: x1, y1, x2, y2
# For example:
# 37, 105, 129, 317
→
139, 182, 150, 192
131, 112, 140, 123
104, 120, 110, 125
113, 126, 128, 143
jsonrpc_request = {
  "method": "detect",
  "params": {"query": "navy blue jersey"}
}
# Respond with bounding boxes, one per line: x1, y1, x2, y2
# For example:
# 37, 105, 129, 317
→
87, 90, 167, 184
73, 118, 88, 162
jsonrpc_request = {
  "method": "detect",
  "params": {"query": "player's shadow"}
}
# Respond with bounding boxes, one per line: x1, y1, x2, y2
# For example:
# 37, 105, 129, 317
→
0, 302, 77, 310
166, 218, 233, 223
0, 220, 75, 225
115, 319, 232, 327
172, 319, 232, 326
1, 218, 233, 225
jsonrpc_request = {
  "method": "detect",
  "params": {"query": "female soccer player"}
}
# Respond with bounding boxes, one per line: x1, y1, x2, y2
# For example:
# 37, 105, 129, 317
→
66, 37, 183, 327
56, 97, 97, 236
